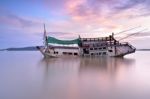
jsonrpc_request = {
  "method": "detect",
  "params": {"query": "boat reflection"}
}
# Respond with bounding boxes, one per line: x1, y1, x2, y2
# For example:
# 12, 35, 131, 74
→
38, 56, 135, 81
38, 57, 135, 99
79, 57, 135, 73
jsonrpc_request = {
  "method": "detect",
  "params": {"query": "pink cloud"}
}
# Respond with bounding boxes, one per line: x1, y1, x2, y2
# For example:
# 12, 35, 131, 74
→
62, 0, 150, 35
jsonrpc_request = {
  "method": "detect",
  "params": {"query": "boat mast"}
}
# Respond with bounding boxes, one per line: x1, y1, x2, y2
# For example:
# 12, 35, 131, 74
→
43, 24, 48, 48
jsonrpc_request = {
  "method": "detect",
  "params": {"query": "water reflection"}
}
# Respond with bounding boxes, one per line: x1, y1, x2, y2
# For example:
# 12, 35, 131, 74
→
79, 57, 135, 71
38, 57, 135, 99
2, 51, 150, 99
78, 57, 135, 79
39, 57, 135, 77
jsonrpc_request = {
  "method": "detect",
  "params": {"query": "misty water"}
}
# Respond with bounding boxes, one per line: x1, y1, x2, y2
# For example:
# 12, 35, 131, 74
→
0, 51, 150, 99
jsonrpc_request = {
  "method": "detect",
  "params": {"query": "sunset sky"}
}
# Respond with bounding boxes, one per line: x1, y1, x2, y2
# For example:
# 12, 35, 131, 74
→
0, 0, 150, 49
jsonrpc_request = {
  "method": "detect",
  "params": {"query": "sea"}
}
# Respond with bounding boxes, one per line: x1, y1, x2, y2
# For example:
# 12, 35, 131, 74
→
0, 51, 150, 99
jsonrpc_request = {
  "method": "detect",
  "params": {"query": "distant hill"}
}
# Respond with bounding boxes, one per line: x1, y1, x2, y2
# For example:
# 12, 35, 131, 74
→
137, 49, 150, 51
0, 49, 4, 51
4, 46, 43, 51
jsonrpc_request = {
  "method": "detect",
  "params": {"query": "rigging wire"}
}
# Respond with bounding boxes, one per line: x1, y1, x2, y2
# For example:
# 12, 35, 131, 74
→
114, 26, 141, 36
118, 28, 148, 41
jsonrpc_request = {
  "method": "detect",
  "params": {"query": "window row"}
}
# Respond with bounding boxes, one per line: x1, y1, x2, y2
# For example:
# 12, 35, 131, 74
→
53, 51, 78, 55
91, 52, 107, 56
90, 47, 106, 50
63, 52, 78, 55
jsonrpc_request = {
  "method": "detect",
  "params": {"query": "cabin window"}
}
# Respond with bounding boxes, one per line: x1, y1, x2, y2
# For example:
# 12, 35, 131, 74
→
109, 50, 113, 52
63, 52, 67, 54
103, 52, 106, 55
54, 51, 58, 54
99, 53, 101, 55
90, 48, 93, 50
91, 53, 94, 55
103, 47, 106, 49
83, 39, 87, 41
68, 53, 72, 55
74, 53, 78, 55
94, 48, 97, 50
83, 48, 89, 54
99, 48, 102, 50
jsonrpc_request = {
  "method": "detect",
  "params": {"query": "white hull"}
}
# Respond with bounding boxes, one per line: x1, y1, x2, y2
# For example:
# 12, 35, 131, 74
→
37, 43, 136, 58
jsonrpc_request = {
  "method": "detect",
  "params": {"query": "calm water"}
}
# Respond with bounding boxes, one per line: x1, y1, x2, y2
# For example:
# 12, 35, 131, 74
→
0, 51, 150, 99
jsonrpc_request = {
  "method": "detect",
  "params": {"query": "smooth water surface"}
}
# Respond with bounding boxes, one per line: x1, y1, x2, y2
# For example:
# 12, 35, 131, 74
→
0, 51, 150, 99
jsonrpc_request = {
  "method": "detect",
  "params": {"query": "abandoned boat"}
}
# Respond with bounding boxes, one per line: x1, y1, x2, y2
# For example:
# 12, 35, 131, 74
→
37, 25, 136, 58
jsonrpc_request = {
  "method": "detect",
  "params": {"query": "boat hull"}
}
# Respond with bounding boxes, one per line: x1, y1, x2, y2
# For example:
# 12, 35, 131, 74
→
37, 44, 136, 58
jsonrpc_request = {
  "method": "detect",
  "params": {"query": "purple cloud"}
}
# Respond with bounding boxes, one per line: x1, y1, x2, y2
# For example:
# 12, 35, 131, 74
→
65, 0, 150, 18
0, 7, 40, 28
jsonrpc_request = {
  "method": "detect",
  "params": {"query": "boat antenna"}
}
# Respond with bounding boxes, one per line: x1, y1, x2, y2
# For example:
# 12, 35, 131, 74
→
43, 24, 48, 47
118, 28, 148, 41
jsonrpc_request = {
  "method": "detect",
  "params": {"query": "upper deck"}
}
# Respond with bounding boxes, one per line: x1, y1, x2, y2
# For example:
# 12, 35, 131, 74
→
80, 36, 114, 42
80, 35, 119, 48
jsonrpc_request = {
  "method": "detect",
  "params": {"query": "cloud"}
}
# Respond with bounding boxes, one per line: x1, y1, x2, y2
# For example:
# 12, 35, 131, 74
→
43, 0, 66, 9
1, 0, 150, 36
133, 32, 150, 37
41, 0, 150, 21
114, 0, 143, 10
60, 0, 150, 33
0, 7, 41, 28
39, 0, 150, 34
65, 0, 150, 20
115, 0, 150, 11
127, 12, 150, 19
